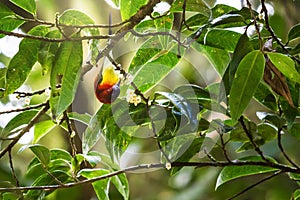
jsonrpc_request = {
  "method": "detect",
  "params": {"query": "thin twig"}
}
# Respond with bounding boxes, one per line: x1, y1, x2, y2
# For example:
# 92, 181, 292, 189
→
0, 102, 48, 115
239, 117, 268, 162
0, 160, 299, 192
260, 0, 300, 63
219, 133, 231, 162
0, 101, 50, 159
63, 111, 77, 156
246, 0, 263, 50
277, 127, 299, 169
8, 150, 21, 188
227, 170, 282, 200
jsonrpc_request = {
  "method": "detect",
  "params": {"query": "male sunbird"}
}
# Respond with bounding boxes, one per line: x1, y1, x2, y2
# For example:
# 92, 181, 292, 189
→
94, 65, 120, 104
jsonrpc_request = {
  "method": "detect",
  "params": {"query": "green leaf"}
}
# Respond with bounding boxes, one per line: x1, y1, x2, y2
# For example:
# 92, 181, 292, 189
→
59, 9, 99, 64
256, 112, 286, 129
156, 91, 198, 128
1, 110, 38, 137
229, 50, 265, 123
25, 170, 70, 199
0, 17, 24, 39
111, 173, 129, 200
192, 44, 230, 75
254, 83, 277, 111
0, 2, 14, 18
257, 123, 277, 141
120, 0, 147, 20
288, 23, 300, 41
170, 0, 210, 17
171, 137, 204, 175
9, 0, 36, 15
267, 52, 300, 84
83, 151, 101, 167
79, 168, 110, 200
82, 105, 111, 154
28, 144, 51, 167
211, 4, 237, 18
50, 39, 83, 117
293, 189, 300, 200
289, 123, 300, 139
68, 112, 91, 126
223, 33, 254, 95
197, 29, 241, 52
33, 120, 56, 143
38, 30, 61, 74
154, 13, 174, 49
5, 26, 48, 94
185, 14, 209, 29
211, 14, 244, 27
130, 40, 181, 92
215, 156, 278, 189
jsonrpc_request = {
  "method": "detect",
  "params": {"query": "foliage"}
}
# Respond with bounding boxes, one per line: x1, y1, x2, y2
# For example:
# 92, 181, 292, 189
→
0, 0, 299, 199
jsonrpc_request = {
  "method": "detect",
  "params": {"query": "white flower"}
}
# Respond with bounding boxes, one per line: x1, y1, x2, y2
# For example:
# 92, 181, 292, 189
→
126, 89, 141, 106
165, 162, 172, 170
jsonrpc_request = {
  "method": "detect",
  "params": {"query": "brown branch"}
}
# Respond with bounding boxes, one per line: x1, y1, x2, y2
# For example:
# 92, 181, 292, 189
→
246, 0, 263, 50
277, 127, 299, 169
63, 111, 77, 157
239, 117, 268, 162
0, 29, 111, 42
0, 160, 298, 192
260, 0, 300, 63
0, 101, 50, 159
0, 102, 48, 115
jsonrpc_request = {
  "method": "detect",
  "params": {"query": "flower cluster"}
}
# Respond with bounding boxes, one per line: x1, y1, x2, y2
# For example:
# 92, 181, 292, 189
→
126, 89, 141, 106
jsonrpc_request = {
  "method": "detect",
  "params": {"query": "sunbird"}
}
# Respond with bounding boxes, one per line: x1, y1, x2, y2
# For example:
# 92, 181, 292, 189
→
94, 65, 120, 104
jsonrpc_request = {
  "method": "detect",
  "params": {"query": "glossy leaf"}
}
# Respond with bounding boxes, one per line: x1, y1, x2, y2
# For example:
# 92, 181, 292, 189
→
28, 144, 51, 167
50, 39, 83, 117
171, 0, 210, 17
1, 110, 38, 137
25, 170, 70, 199
0, 2, 14, 18
120, 0, 147, 20
223, 33, 253, 95
288, 23, 300, 41
38, 30, 61, 74
229, 50, 265, 123
185, 14, 209, 29
211, 4, 237, 18
210, 14, 244, 27
267, 52, 300, 84
129, 38, 181, 92
68, 112, 91, 126
9, 0, 36, 15
197, 29, 241, 52
79, 168, 110, 200
154, 13, 174, 49
216, 156, 278, 189
0, 17, 24, 39
254, 83, 277, 111
33, 120, 56, 143
5, 26, 48, 94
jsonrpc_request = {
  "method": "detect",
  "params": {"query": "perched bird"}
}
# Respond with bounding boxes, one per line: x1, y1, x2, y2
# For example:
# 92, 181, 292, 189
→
94, 65, 120, 104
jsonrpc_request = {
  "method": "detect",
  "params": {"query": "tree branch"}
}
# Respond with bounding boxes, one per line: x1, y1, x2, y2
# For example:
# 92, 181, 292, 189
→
0, 101, 50, 159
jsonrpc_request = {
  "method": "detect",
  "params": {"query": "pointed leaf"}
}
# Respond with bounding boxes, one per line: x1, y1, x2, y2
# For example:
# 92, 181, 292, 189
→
33, 120, 56, 143
215, 156, 278, 189
79, 168, 110, 200
1, 110, 38, 137
5, 26, 48, 94
0, 17, 24, 39
229, 50, 265, 122
120, 0, 147, 20
9, 0, 36, 15
267, 52, 300, 84
288, 23, 300, 41
28, 144, 51, 167
68, 112, 91, 126
50, 39, 83, 117
111, 173, 129, 200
